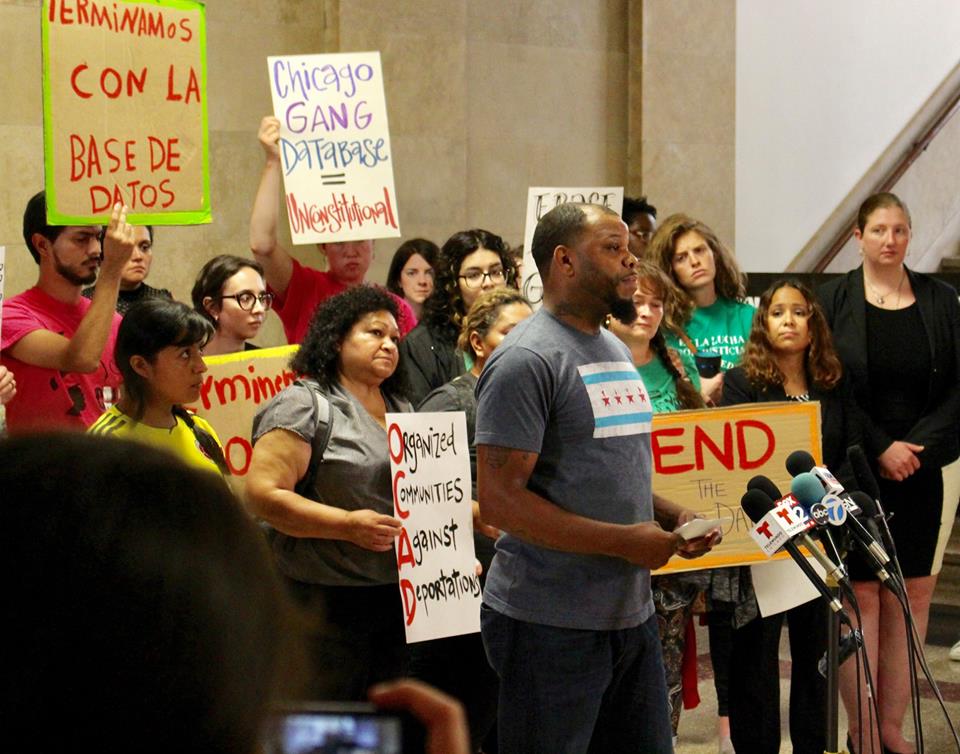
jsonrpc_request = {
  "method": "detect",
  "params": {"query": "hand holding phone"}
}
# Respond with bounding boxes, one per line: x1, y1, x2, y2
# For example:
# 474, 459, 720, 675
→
674, 517, 723, 541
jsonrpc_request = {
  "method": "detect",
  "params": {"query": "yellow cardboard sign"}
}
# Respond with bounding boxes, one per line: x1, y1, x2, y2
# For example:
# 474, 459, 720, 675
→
187, 345, 299, 477
651, 401, 822, 574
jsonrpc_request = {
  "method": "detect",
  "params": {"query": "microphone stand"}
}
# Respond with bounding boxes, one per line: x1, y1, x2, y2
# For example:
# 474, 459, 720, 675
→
825, 575, 842, 754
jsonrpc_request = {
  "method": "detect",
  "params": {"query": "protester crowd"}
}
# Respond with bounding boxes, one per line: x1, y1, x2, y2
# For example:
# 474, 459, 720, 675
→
1, 111, 958, 754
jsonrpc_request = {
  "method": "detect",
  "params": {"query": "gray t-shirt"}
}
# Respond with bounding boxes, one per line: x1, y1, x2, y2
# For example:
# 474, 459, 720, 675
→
252, 381, 410, 586
475, 308, 656, 631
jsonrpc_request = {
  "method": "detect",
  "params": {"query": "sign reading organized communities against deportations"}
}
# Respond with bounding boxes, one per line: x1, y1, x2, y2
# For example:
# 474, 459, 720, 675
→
268, 51, 400, 244
387, 412, 480, 643
521, 187, 624, 307
42, 0, 210, 225
650, 401, 823, 574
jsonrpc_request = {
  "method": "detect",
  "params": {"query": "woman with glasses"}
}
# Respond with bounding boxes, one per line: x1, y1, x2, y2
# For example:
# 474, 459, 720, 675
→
192, 255, 273, 355
399, 229, 516, 405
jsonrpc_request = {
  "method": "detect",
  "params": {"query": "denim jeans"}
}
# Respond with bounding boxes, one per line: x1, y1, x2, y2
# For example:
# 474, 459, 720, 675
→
481, 604, 673, 754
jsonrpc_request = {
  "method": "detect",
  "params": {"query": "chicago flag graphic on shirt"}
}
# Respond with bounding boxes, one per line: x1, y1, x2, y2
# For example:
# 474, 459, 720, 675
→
578, 361, 652, 438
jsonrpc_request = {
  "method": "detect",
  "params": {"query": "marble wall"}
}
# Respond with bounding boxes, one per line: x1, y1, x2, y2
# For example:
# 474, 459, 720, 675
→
636, 0, 736, 247
0, 0, 631, 348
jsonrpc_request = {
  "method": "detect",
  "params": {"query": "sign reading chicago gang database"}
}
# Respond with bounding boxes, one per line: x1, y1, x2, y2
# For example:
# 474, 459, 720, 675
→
42, 0, 210, 225
268, 51, 400, 244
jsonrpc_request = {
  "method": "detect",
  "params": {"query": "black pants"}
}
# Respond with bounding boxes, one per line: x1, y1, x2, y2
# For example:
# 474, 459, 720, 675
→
707, 604, 734, 717
285, 580, 408, 701
729, 598, 828, 754
408, 631, 499, 753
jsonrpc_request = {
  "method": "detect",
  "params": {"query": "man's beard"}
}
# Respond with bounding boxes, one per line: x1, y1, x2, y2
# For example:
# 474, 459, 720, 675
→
609, 294, 638, 324
54, 257, 97, 286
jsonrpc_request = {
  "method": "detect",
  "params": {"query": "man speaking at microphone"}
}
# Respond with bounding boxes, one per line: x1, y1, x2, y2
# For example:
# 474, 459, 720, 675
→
475, 203, 720, 754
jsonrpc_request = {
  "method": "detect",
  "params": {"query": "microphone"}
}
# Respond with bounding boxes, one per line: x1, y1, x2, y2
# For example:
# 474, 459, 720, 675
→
786, 449, 847, 497
766, 474, 850, 585
791, 472, 900, 591
741, 488, 851, 625
789, 471, 847, 570
849, 490, 899, 569
842, 490, 894, 568
847, 447, 898, 559
747, 474, 783, 501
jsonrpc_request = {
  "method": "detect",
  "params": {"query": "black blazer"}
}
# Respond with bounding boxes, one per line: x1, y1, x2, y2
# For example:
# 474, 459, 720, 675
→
398, 322, 466, 407
818, 266, 960, 468
721, 366, 863, 486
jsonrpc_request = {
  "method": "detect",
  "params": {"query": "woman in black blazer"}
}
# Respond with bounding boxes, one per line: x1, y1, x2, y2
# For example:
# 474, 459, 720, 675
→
818, 192, 960, 754
720, 279, 860, 754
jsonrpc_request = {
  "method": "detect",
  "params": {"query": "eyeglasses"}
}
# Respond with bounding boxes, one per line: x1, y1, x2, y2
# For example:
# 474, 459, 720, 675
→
219, 291, 274, 311
629, 228, 655, 242
458, 267, 506, 289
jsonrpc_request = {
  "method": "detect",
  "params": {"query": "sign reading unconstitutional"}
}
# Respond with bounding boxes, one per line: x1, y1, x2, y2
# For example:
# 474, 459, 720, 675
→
387, 412, 480, 644
268, 51, 400, 245
651, 401, 823, 574
42, 0, 210, 225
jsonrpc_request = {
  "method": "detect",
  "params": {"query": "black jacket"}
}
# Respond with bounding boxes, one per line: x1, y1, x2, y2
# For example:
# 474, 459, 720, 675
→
818, 266, 960, 468
398, 323, 466, 407
721, 366, 862, 486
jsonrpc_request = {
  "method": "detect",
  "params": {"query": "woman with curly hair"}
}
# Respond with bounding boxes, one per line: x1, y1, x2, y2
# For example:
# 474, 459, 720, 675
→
399, 229, 516, 405
719, 279, 861, 754
647, 215, 755, 751
647, 214, 754, 406
246, 285, 411, 701
385, 238, 439, 321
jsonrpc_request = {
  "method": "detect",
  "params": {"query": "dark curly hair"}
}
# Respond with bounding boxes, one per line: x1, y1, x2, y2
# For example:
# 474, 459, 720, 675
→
419, 229, 517, 346
291, 285, 407, 399
385, 238, 439, 296
741, 279, 842, 391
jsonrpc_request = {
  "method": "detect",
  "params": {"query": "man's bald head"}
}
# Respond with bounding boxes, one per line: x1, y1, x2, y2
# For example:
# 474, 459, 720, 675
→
531, 203, 619, 281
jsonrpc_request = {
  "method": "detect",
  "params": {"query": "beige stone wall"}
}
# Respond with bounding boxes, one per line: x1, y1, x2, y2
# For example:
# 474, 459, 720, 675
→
636, 0, 736, 246
0, 0, 629, 348
340, 0, 629, 283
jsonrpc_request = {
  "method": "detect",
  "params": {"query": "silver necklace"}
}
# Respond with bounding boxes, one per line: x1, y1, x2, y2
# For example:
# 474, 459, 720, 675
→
865, 267, 905, 307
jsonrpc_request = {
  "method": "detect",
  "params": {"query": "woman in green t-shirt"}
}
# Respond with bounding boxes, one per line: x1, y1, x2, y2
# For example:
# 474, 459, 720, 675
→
648, 214, 755, 407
